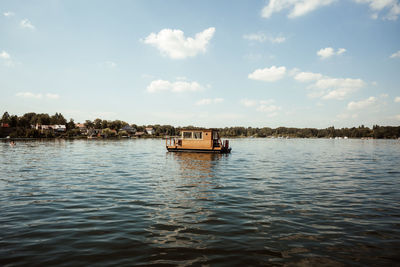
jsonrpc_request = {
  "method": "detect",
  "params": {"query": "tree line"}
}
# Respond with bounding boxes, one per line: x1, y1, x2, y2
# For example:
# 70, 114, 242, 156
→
1, 111, 399, 139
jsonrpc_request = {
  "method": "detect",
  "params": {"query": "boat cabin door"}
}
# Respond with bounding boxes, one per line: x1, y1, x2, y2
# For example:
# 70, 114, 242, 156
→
212, 130, 220, 147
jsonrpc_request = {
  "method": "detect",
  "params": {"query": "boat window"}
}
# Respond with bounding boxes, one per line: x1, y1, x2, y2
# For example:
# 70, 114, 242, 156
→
193, 132, 202, 139
183, 132, 192, 139
213, 131, 219, 140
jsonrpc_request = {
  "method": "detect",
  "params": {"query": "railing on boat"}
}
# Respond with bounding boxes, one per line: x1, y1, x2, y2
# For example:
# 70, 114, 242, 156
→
165, 136, 181, 147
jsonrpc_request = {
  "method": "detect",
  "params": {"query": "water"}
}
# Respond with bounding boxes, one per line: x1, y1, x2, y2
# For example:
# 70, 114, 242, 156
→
1, 138, 400, 266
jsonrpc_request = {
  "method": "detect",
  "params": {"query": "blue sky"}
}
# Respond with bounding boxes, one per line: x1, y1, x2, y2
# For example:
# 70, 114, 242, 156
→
1, 0, 399, 128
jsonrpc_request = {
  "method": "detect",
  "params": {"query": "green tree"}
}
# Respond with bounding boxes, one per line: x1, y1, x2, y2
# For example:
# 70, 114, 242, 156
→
84, 120, 94, 129
66, 119, 75, 130
94, 118, 102, 129
1, 111, 10, 124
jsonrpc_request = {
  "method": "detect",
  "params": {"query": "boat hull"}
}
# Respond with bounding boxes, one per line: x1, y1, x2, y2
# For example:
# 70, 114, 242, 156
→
167, 147, 231, 154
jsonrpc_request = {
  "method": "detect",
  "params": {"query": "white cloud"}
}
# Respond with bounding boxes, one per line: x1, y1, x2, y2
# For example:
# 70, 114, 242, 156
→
16, 92, 60, 99
354, 0, 400, 20
347, 96, 378, 110
147, 79, 204, 93
243, 32, 286, 43
240, 99, 258, 107
337, 48, 347, 55
0, 51, 17, 67
317, 47, 335, 59
371, 13, 379, 19
196, 98, 224, 105
248, 66, 286, 82
262, 0, 335, 19
395, 96, 400, 102
103, 61, 117, 68
294, 71, 323, 82
241, 98, 281, 115
257, 104, 282, 112
143, 27, 215, 59
0, 51, 10, 59
390, 50, 400, 58
16, 92, 43, 99
317, 47, 346, 59
316, 78, 366, 100
45, 93, 60, 99
395, 114, 400, 120
294, 70, 366, 100
3, 11, 15, 17
270, 36, 286, 43
243, 33, 267, 42
20, 19, 35, 30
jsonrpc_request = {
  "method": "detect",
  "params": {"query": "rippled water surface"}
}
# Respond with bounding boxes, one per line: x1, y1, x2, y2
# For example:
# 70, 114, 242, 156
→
1, 138, 400, 266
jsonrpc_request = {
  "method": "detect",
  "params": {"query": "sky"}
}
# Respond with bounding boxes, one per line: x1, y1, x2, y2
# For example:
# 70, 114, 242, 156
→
0, 0, 399, 128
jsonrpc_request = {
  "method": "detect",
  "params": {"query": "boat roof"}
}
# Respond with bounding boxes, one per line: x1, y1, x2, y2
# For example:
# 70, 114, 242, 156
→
180, 128, 218, 132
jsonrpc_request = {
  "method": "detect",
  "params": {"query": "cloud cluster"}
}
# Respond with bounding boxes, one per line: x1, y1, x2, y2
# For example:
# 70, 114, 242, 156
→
354, 0, 400, 20
243, 33, 286, 43
196, 98, 224, 105
295, 71, 365, 100
395, 96, 400, 102
0, 50, 15, 67
3, 11, 14, 17
241, 99, 281, 116
390, 50, 400, 58
347, 96, 377, 110
262, 0, 335, 18
147, 79, 204, 93
20, 19, 35, 30
317, 47, 346, 59
248, 66, 286, 82
16, 92, 60, 99
143, 27, 215, 59
0, 51, 10, 59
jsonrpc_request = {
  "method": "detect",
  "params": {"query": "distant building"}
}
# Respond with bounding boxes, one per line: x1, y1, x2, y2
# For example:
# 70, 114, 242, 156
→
145, 127, 154, 135
120, 125, 136, 134
87, 129, 101, 138
135, 131, 145, 138
1, 123, 10, 128
53, 125, 66, 132
34, 124, 66, 132
75, 123, 87, 134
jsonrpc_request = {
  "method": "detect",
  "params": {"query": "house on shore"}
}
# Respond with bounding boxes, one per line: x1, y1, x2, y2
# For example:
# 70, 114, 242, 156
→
34, 124, 66, 133
75, 123, 88, 135
120, 125, 136, 135
145, 127, 154, 135
135, 131, 145, 138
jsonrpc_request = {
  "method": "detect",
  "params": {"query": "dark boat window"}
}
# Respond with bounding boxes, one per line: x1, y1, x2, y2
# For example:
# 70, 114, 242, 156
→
183, 132, 192, 139
193, 132, 202, 139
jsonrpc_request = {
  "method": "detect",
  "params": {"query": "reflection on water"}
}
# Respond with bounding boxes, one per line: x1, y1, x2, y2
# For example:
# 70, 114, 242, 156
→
172, 152, 221, 177
1, 138, 400, 266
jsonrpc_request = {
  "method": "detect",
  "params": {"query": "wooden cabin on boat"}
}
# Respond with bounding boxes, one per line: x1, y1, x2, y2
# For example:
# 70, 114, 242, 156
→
166, 128, 231, 153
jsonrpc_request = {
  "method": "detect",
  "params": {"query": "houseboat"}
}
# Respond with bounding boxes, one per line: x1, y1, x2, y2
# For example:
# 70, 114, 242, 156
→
166, 129, 231, 153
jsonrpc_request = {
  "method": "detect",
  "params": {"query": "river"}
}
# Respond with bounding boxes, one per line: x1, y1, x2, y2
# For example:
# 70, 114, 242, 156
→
1, 138, 399, 266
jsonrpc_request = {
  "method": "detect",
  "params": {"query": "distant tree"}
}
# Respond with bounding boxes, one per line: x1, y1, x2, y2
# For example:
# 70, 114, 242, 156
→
84, 120, 94, 129
9, 115, 18, 127
118, 130, 128, 137
1, 111, 10, 123
66, 119, 76, 130
101, 120, 108, 129
50, 112, 67, 125
94, 118, 102, 129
